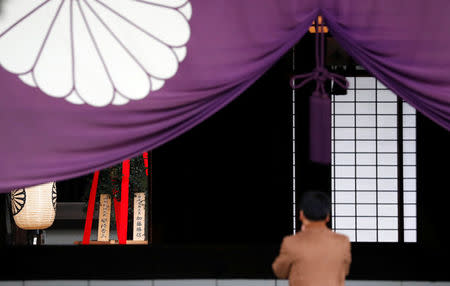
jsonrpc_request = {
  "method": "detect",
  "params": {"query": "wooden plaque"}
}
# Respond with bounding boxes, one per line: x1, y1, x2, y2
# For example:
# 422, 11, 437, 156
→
133, 192, 146, 241
97, 194, 111, 241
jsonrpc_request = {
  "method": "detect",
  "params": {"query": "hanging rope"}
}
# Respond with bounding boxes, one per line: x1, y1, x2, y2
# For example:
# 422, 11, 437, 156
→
290, 17, 349, 164
290, 16, 348, 96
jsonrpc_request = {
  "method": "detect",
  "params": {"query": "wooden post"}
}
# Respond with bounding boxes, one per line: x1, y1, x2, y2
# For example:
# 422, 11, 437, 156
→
133, 192, 146, 241
97, 194, 111, 242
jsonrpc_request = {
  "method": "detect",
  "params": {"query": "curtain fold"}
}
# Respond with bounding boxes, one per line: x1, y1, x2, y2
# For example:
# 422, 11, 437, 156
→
322, 0, 450, 130
0, 1, 316, 192
0, 0, 449, 193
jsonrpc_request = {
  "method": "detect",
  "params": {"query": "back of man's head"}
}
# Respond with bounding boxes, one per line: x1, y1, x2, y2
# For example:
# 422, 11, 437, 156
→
300, 191, 331, 221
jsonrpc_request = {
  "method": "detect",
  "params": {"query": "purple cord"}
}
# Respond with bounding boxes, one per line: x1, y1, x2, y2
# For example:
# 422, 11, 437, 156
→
290, 16, 348, 97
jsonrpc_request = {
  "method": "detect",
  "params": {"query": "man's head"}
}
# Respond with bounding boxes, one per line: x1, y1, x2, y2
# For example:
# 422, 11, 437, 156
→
299, 191, 331, 223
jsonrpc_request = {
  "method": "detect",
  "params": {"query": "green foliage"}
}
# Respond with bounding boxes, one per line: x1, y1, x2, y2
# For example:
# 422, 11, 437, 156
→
84, 154, 149, 217
97, 155, 148, 197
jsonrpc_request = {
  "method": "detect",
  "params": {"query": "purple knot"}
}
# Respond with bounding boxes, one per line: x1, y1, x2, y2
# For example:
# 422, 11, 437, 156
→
290, 67, 348, 96
312, 67, 329, 83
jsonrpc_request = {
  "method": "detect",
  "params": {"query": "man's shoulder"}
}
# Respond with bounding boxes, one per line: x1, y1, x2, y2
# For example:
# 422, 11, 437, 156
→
330, 231, 351, 243
283, 230, 351, 243
284, 231, 310, 242
281, 234, 296, 242
280, 233, 301, 245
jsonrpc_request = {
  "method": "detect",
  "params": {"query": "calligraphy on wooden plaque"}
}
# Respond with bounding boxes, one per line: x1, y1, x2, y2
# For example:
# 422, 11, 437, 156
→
97, 194, 111, 242
133, 192, 146, 241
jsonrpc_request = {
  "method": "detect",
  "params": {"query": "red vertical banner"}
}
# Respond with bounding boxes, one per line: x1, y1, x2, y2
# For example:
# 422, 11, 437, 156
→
143, 152, 149, 176
112, 173, 121, 236
82, 171, 100, 245
118, 159, 130, 244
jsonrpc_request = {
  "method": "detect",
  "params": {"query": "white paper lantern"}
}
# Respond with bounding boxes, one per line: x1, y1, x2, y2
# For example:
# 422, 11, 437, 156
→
11, 182, 57, 230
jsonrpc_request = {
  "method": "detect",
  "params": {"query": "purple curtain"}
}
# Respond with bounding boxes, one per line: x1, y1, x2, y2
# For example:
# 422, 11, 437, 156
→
0, 0, 449, 193
322, 0, 450, 130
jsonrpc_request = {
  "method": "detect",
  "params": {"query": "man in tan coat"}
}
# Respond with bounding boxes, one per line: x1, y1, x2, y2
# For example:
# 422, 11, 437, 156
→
272, 191, 351, 286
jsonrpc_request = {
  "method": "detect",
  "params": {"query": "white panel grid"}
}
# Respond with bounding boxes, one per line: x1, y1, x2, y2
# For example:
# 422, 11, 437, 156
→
403, 101, 417, 243
331, 77, 417, 243
292, 88, 296, 234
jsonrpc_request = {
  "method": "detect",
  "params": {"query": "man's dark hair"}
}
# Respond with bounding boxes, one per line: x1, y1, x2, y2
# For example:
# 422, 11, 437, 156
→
299, 191, 331, 221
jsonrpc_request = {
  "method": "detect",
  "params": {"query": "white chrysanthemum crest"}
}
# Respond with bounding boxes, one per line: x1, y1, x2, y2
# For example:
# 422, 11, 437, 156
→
0, 0, 192, 107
